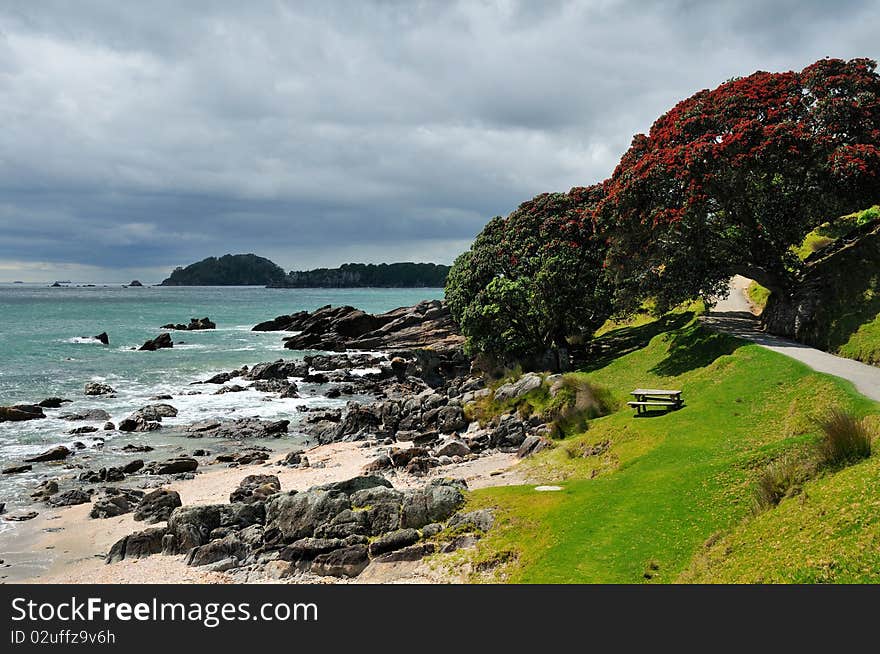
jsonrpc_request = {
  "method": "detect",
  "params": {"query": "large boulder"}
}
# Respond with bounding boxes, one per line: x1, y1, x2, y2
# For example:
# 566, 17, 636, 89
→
315, 475, 392, 495
133, 489, 182, 523
435, 438, 471, 458
446, 509, 495, 532
90, 488, 145, 519
493, 372, 543, 403
0, 405, 46, 422
229, 474, 281, 504
2, 463, 32, 475
136, 404, 178, 421
37, 397, 72, 408
118, 415, 161, 432
183, 417, 289, 440
162, 505, 224, 554
244, 360, 308, 381
106, 527, 166, 563
400, 480, 466, 529
265, 490, 351, 542
144, 457, 198, 475
61, 408, 111, 422
48, 489, 92, 507
84, 382, 115, 396
349, 486, 405, 535
24, 445, 71, 463
139, 333, 173, 351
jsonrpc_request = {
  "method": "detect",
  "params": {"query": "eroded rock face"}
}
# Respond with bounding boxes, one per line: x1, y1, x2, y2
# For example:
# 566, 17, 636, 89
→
310, 544, 369, 578
106, 527, 166, 563
265, 490, 351, 542
400, 480, 466, 529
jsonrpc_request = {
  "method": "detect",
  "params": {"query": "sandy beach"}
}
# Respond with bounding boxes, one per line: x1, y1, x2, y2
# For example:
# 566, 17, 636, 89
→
1, 440, 523, 584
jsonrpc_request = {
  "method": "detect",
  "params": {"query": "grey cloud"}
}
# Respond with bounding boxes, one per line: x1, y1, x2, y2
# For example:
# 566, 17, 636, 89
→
0, 0, 878, 281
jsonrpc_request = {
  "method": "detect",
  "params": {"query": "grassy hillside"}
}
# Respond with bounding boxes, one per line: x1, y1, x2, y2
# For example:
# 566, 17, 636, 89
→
456, 314, 878, 583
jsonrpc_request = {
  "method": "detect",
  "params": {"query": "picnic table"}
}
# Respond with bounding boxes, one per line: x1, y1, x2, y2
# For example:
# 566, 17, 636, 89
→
627, 388, 683, 415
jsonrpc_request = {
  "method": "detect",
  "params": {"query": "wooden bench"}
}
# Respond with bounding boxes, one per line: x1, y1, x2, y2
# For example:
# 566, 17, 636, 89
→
627, 388, 683, 415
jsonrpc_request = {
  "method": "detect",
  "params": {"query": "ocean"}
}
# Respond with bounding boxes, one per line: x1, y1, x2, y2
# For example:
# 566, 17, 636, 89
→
0, 283, 443, 518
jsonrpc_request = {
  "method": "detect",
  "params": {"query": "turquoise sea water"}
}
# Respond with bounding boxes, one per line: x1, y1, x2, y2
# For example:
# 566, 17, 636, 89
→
0, 284, 442, 515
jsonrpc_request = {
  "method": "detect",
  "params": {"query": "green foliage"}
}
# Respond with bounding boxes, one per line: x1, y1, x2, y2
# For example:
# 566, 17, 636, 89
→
446, 188, 613, 361
161, 254, 287, 286
543, 374, 618, 438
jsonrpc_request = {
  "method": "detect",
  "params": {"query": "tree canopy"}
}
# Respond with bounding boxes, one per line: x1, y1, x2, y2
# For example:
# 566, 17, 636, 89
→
446, 187, 611, 362
603, 57, 880, 311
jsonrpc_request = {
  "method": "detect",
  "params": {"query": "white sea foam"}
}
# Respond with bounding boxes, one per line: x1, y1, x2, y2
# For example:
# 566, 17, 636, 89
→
63, 337, 104, 345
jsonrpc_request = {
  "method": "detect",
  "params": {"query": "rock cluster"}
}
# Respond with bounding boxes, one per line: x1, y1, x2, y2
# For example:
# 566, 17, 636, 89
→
253, 300, 464, 352
106, 474, 486, 580
161, 317, 216, 331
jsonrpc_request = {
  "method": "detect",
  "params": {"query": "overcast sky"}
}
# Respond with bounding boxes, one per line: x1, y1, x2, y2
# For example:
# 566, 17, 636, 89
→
1, 1, 878, 282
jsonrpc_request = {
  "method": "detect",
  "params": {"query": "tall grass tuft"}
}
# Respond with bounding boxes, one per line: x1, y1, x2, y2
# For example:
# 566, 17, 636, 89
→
816, 409, 873, 467
546, 374, 617, 438
751, 456, 815, 513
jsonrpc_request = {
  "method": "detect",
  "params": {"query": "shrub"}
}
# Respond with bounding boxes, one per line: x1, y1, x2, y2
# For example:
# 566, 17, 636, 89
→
815, 409, 873, 467
856, 205, 880, 226
545, 375, 617, 438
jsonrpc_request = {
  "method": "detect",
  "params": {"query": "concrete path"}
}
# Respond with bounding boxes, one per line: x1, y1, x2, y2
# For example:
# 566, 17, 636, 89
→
702, 275, 880, 402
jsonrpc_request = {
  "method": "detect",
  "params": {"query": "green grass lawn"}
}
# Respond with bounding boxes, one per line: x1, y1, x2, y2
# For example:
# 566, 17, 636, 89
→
746, 281, 770, 313
460, 315, 878, 583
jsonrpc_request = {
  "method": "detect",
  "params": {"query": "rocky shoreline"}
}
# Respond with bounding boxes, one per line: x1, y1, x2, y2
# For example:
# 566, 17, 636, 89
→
0, 300, 553, 584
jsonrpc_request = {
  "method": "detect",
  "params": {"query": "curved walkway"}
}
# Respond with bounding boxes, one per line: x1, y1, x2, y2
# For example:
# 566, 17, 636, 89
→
702, 275, 880, 402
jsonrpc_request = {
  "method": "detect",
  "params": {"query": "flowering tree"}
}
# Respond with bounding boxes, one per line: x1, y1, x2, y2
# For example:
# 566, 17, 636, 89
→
602, 57, 880, 311
446, 187, 611, 363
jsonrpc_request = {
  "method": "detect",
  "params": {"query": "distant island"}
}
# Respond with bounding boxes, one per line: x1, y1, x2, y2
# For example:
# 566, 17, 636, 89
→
160, 254, 287, 286
160, 254, 449, 287
269, 262, 449, 288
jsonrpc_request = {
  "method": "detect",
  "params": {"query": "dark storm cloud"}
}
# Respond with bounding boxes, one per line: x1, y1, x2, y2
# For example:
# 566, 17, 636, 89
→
0, 0, 878, 281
